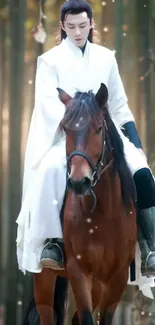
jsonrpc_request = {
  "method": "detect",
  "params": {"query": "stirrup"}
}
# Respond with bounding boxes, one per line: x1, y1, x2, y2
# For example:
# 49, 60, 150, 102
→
142, 251, 155, 277
40, 241, 65, 270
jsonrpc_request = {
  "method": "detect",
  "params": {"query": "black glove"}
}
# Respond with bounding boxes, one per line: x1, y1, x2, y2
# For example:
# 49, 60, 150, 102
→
121, 121, 142, 149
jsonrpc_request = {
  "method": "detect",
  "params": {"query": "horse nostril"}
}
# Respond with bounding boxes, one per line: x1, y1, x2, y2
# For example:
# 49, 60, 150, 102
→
67, 178, 75, 190
81, 177, 91, 189
67, 176, 91, 194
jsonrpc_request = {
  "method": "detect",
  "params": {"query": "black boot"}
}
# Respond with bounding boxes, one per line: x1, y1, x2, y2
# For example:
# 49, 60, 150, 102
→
40, 239, 65, 270
138, 207, 155, 276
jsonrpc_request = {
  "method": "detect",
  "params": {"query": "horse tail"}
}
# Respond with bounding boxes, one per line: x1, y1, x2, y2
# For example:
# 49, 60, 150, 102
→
54, 276, 68, 325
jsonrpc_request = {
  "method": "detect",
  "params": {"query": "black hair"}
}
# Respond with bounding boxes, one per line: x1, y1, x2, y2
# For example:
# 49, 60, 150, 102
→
60, 0, 93, 42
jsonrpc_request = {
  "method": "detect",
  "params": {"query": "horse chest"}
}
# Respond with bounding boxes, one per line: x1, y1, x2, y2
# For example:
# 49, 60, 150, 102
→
68, 217, 105, 257
71, 233, 104, 268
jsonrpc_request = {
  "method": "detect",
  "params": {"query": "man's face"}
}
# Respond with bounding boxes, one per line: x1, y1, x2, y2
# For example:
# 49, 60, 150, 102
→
62, 12, 92, 48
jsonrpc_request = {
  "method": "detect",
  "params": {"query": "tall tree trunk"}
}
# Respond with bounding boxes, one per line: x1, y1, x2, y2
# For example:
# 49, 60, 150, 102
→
0, 14, 4, 261
114, 0, 124, 64
136, 0, 151, 160
5, 1, 26, 324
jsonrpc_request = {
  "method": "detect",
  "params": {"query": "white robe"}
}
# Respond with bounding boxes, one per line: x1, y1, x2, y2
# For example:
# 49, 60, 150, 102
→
16, 38, 154, 295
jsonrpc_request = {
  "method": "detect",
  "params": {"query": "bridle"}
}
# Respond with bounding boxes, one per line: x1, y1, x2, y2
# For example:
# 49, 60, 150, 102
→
67, 119, 113, 188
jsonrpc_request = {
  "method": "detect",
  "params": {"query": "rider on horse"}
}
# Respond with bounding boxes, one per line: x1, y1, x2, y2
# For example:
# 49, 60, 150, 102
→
16, 0, 155, 277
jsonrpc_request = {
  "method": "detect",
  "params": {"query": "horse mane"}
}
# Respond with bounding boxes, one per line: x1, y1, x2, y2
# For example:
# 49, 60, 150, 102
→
104, 109, 136, 209
59, 91, 136, 210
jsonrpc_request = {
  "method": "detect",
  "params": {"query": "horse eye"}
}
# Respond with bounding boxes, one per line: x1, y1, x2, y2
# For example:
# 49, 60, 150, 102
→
63, 126, 68, 134
96, 126, 102, 134
63, 127, 70, 135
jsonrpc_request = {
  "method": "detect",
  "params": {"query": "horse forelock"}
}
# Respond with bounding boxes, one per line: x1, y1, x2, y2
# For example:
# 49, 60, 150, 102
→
59, 91, 103, 132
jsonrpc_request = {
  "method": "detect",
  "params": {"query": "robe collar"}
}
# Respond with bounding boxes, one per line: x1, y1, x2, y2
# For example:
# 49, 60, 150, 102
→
62, 37, 90, 58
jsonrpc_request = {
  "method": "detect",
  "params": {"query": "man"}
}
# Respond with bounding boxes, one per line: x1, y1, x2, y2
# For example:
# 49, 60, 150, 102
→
16, 0, 155, 276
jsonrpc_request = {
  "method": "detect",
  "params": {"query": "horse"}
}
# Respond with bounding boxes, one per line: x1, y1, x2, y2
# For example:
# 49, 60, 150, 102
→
25, 83, 137, 325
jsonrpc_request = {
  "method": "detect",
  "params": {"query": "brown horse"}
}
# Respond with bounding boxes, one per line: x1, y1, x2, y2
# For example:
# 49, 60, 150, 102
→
26, 84, 137, 325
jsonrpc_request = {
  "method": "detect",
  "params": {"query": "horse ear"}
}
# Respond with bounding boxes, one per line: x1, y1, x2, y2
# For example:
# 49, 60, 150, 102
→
57, 88, 72, 106
95, 83, 108, 109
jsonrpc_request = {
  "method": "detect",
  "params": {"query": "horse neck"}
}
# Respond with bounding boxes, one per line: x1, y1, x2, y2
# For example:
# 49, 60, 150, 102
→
95, 161, 122, 217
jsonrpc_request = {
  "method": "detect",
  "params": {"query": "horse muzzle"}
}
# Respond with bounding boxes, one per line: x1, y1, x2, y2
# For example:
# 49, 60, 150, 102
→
67, 176, 92, 195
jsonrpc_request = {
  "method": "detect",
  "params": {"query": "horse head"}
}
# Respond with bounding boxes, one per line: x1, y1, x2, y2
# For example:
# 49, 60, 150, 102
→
58, 83, 108, 195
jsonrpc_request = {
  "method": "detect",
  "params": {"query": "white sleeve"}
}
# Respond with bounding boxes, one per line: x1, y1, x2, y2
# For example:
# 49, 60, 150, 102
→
22, 56, 66, 200
35, 56, 66, 125
108, 55, 135, 127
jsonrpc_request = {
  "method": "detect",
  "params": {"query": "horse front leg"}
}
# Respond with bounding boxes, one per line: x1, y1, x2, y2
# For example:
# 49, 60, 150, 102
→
99, 268, 129, 325
67, 257, 94, 325
34, 268, 57, 325
99, 302, 118, 325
